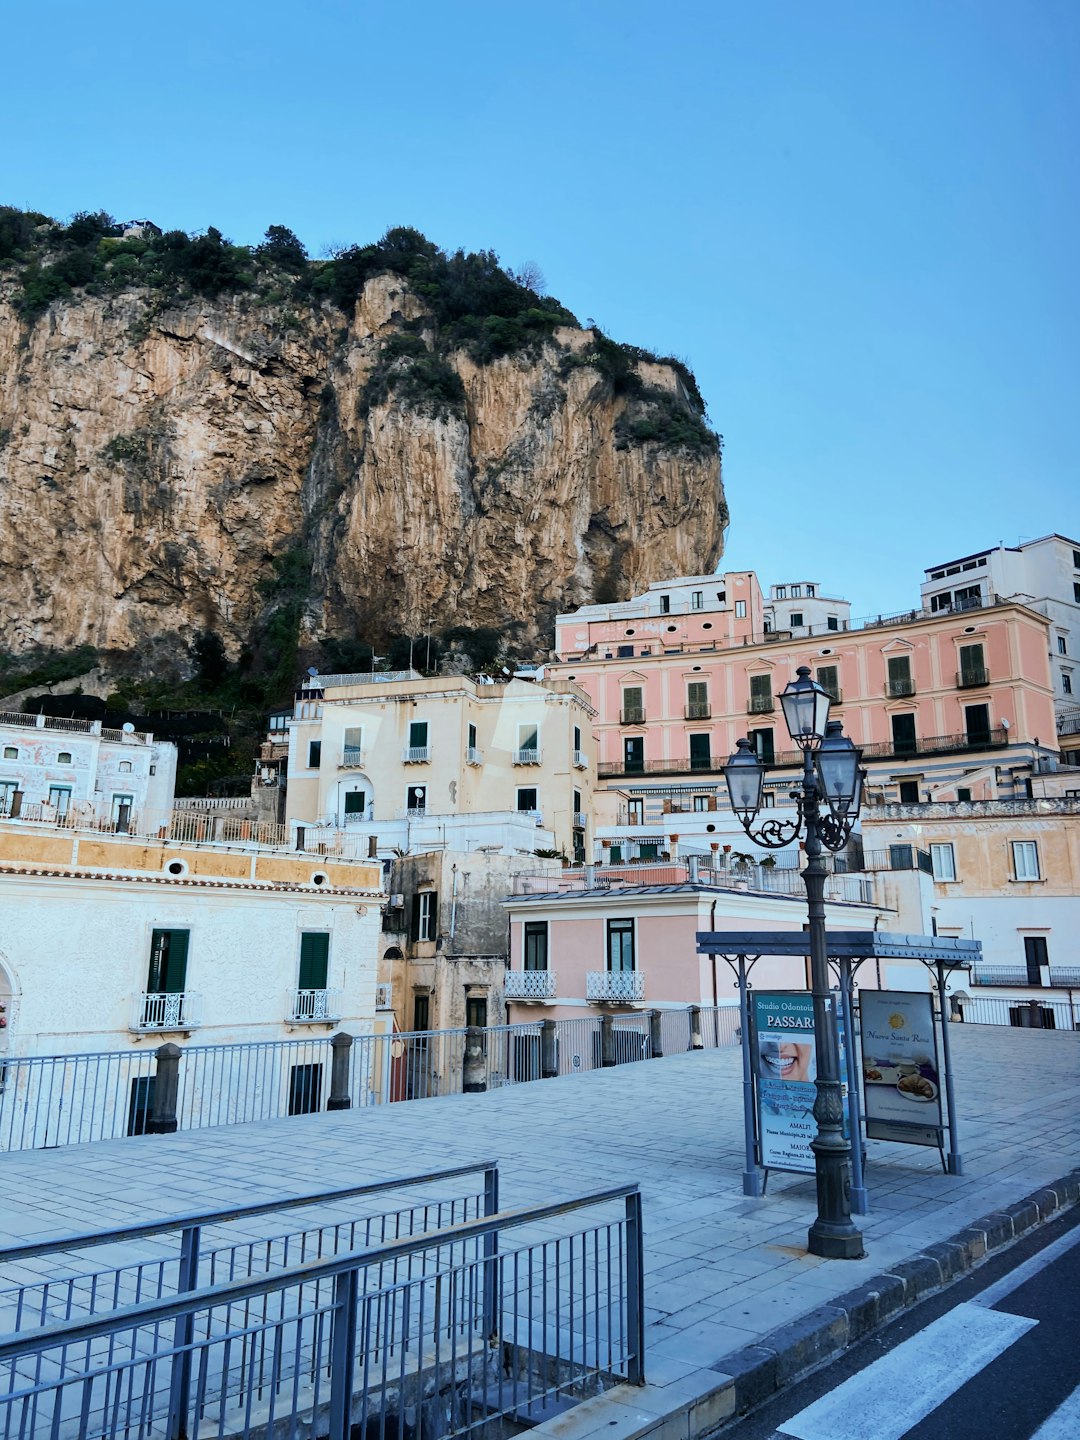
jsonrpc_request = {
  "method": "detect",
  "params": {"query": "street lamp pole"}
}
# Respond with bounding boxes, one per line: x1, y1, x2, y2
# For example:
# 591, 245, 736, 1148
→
725, 667, 865, 1260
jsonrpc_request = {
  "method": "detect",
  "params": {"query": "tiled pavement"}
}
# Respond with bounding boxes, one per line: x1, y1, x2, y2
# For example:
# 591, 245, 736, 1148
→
0, 1024, 1077, 1432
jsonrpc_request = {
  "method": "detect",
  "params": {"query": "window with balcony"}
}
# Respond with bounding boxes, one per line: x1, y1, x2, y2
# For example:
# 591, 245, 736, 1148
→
515, 724, 541, 764
964, 703, 992, 747
411, 890, 438, 942
623, 736, 644, 774
405, 721, 430, 762
607, 919, 635, 972
958, 643, 988, 688
748, 728, 774, 765
1011, 841, 1040, 881
816, 665, 839, 701
137, 929, 196, 1030
466, 722, 482, 764
406, 783, 427, 814
898, 780, 921, 804
930, 843, 956, 881
111, 793, 134, 825
621, 687, 644, 724
689, 733, 712, 771
887, 655, 914, 697
627, 797, 644, 824
749, 674, 773, 713
47, 785, 72, 815
1023, 935, 1048, 983
0, 781, 17, 813
343, 789, 366, 817
298, 932, 329, 991
686, 681, 710, 719
827, 616, 839, 631
891, 713, 917, 756
524, 921, 548, 971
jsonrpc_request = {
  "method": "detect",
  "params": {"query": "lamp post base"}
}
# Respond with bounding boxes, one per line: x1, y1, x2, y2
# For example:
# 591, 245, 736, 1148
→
807, 1220, 865, 1260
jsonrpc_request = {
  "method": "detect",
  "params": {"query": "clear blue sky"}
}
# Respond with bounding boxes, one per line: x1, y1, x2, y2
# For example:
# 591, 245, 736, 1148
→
4, 1, 1076, 616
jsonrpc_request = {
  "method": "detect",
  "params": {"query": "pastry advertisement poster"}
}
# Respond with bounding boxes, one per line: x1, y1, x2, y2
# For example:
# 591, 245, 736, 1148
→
860, 990, 943, 1146
753, 992, 849, 1175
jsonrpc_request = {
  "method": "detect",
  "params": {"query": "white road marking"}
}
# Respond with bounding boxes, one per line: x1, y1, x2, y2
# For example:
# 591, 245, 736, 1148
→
973, 1223, 1080, 1311
777, 1301, 1036, 1440
1029, 1383, 1080, 1440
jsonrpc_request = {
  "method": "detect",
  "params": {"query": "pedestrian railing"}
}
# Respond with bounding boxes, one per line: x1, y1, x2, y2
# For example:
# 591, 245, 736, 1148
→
0, 1007, 739, 1155
0, 1184, 643, 1440
955, 996, 1077, 1030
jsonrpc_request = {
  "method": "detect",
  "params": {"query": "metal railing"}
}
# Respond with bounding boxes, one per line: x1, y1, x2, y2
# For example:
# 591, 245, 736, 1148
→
0, 1183, 643, 1440
586, 972, 645, 1004
0, 710, 151, 741
971, 967, 1080, 989
465, 746, 483, 765
402, 746, 431, 763
573, 749, 587, 768
684, 702, 711, 719
131, 990, 202, 1032
287, 987, 343, 1023
573, 811, 587, 828
747, 696, 774, 713
957, 667, 991, 688
340, 746, 365, 768
886, 678, 915, 697
513, 748, 542, 765
955, 996, 1076, 1030
504, 970, 558, 1001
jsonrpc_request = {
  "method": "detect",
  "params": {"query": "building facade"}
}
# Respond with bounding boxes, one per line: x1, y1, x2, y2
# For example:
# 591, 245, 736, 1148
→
284, 671, 596, 861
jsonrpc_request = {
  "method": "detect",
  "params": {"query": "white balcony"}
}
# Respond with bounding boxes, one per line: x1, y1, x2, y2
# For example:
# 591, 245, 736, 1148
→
403, 746, 431, 763
131, 991, 202, 1033
504, 970, 557, 1001
513, 748, 542, 765
586, 971, 644, 1004
339, 747, 366, 769
287, 987, 343, 1024
573, 812, 587, 829
573, 750, 587, 769
465, 747, 483, 766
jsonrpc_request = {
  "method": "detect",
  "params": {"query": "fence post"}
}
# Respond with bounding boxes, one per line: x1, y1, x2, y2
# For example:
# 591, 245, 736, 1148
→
599, 1013, 616, 1067
540, 1019, 558, 1078
624, 1189, 645, 1384
482, 1163, 500, 1342
1027, 999, 1043, 1029
147, 1042, 181, 1134
647, 1009, 663, 1058
328, 1266, 360, 1440
166, 1223, 201, 1439
463, 1026, 487, 1092
688, 1004, 704, 1051
328, 1031, 353, 1110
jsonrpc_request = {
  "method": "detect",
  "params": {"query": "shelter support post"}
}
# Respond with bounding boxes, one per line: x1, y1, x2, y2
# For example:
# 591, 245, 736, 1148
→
839, 958, 868, 1215
935, 958, 963, 1175
734, 955, 764, 1197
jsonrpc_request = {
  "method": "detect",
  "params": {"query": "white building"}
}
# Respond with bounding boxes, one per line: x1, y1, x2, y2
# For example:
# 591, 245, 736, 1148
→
764, 580, 852, 637
0, 710, 177, 827
920, 534, 1080, 720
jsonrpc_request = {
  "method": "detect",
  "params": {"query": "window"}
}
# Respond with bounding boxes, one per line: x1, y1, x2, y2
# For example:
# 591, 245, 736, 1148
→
693, 794, 710, 811
1023, 936, 1048, 984
964, 703, 992, 747
57, 751, 72, 764
111, 793, 134, 823
0, 780, 17, 813
411, 891, 438, 942
887, 655, 913, 696
956, 787, 972, 802
623, 737, 644, 774
466, 994, 488, 1029
573, 787, 582, 823
1064, 674, 1074, 696
1011, 842, 1040, 881
958, 643, 986, 685
1073, 583, 1080, 603
686, 680, 709, 718
735, 600, 746, 619
816, 665, 839, 700
749, 674, 773, 712
790, 612, 804, 628
1073, 549, 1080, 569
806, 585, 815, 597
748, 728, 774, 765
659, 594, 671, 613
1058, 637, 1068, 655
930, 843, 956, 881
606, 919, 635, 973
517, 723, 539, 759
516, 787, 538, 812
627, 797, 644, 824
408, 720, 428, 749
691, 591, 703, 610
307, 740, 321, 768
47, 785, 73, 815
791, 586, 802, 599
406, 784, 426, 813
891, 714, 917, 756
898, 780, 921, 803
119, 760, 133, 773
148, 929, 189, 993
524, 921, 548, 971
776, 587, 786, 599
689, 733, 711, 770
827, 616, 839, 631
622, 686, 644, 723
468, 722, 477, 751
2, 746, 16, 760
298, 932, 330, 990
343, 789, 366, 815
573, 725, 581, 751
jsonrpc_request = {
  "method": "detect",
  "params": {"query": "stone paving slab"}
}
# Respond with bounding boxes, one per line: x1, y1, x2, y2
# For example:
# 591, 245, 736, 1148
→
0, 1025, 1077, 1430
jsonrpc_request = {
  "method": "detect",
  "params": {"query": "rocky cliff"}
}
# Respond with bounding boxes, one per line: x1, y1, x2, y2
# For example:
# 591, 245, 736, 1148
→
0, 218, 725, 679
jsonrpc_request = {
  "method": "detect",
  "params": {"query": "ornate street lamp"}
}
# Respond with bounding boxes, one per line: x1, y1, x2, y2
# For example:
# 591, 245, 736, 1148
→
724, 666, 866, 1260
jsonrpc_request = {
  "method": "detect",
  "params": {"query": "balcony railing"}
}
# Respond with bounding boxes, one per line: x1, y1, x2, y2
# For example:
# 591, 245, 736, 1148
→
403, 746, 431, 763
131, 991, 202, 1032
748, 696, 774, 713
957, 668, 990, 689
573, 749, 587, 768
620, 709, 645, 725
573, 811, 587, 828
684, 702, 711, 719
1058, 708, 1080, 738
287, 987, 343, 1023
513, 748, 542, 765
886, 679, 915, 697
504, 969, 558, 1001
465, 746, 483, 765
971, 967, 1080, 989
586, 971, 645, 1004
339, 747, 365, 769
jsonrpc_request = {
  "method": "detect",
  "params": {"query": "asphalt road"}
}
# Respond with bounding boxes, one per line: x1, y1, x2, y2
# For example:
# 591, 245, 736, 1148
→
721, 1203, 1080, 1440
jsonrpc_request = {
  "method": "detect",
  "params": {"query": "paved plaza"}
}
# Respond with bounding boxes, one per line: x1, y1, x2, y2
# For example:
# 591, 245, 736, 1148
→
0, 1024, 1077, 1433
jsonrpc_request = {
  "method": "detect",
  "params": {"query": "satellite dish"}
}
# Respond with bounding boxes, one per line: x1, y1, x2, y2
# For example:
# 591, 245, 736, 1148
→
122, 722, 135, 734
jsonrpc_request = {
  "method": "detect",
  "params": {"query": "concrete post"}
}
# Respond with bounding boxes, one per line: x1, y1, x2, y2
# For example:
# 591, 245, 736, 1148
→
584, 864, 596, 888
540, 1019, 558, 1078
147, 1042, 181, 1134
463, 1027, 487, 1092
687, 855, 700, 883
367, 835, 378, 858
1026, 999, 1043, 1029
599, 1013, 616, 1067
328, 1031, 353, 1110
648, 1009, 663, 1058
688, 1004, 704, 1050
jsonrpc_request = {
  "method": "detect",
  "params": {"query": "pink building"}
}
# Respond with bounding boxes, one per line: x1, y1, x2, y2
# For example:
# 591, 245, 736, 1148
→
550, 573, 1058, 853
502, 865, 902, 1022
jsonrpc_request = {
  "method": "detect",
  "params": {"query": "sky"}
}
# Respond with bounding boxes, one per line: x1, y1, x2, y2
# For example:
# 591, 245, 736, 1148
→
3, 1, 1077, 617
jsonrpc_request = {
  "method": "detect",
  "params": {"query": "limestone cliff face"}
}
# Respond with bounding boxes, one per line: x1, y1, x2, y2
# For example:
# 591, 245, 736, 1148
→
0, 274, 725, 670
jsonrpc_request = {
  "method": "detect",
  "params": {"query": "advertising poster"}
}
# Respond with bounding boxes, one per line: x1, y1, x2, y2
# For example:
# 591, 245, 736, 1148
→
860, 990, 943, 1147
753, 992, 849, 1175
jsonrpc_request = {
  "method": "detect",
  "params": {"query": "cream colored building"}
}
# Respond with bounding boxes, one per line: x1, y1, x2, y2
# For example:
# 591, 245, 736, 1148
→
284, 671, 597, 861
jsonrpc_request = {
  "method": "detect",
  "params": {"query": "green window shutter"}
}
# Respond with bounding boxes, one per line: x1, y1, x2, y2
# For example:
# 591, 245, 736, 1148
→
410, 893, 422, 942
750, 674, 772, 701
149, 929, 189, 993
298, 933, 329, 990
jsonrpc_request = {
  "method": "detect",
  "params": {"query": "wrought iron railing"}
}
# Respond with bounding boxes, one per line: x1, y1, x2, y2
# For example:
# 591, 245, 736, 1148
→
131, 990, 202, 1032
586, 971, 645, 1003
504, 970, 557, 1001
957, 667, 991, 688
339, 746, 365, 768
287, 987, 343, 1023
513, 748, 542, 765
402, 745, 431, 763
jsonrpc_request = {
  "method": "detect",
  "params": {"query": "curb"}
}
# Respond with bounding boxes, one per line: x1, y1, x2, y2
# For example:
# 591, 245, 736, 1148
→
708, 1167, 1080, 1421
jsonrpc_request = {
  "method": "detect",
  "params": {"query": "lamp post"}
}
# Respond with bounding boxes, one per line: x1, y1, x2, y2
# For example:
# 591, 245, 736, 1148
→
725, 666, 865, 1260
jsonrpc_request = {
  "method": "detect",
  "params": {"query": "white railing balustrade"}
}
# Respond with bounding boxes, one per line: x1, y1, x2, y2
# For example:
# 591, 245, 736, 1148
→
287, 988, 343, 1023
573, 749, 587, 768
132, 991, 202, 1032
513, 748, 541, 765
586, 971, 645, 1003
504, 970, 557, 1001
465, 746, 483, 765
403, 746, 431, 763
339, 747, 365, 769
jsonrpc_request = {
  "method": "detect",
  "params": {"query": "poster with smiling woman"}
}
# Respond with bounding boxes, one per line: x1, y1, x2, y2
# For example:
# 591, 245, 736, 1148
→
753, 992, 848, 1175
